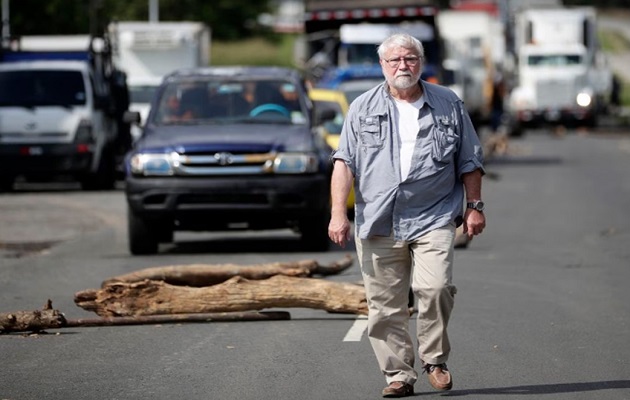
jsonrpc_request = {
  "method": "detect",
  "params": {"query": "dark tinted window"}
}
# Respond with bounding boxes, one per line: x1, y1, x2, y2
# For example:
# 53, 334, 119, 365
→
130, 84, 159, 104
0, 70, 86, 106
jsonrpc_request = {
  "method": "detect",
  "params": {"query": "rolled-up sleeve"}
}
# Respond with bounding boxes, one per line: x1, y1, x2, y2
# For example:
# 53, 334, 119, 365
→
456, 100, 485, 178
331, 100, 360, 176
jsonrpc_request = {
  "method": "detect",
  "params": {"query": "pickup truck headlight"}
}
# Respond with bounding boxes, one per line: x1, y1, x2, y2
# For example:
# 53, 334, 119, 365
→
130, 153, 178, 176
272, 153, 319, 174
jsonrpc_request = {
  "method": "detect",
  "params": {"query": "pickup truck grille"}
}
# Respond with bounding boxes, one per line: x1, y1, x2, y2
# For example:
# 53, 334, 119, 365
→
174, 151, 276, 175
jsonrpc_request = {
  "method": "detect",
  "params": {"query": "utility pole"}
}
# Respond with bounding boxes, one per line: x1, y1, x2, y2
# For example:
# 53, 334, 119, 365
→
149, 0, 159, 22
1, 0, 9, 47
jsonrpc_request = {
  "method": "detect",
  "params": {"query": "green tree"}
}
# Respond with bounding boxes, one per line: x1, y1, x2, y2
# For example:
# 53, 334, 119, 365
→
3, 0, 272, 40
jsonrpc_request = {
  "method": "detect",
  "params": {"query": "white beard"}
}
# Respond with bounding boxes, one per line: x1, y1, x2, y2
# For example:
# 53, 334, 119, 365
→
390, 73, 420, 90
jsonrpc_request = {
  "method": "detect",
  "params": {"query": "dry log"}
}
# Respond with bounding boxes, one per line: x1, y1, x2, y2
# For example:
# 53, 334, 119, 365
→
0, 300, 66, 333
102, 254, 354, 287
314, 254, 354, 276
76, 275, 368, 317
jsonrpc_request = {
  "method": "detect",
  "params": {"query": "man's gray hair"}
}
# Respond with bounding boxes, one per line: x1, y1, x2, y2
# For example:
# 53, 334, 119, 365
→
377, 33, 425, 61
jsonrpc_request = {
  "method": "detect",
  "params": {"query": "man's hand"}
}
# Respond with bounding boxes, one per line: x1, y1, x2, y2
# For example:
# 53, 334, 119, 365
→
329, 159, 354, 247
463, 209, 486, 239
329, 213, 352, 248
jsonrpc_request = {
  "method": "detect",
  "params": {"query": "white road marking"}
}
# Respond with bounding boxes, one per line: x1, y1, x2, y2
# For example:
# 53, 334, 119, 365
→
343, 315, 368, 342
618, 139, 630, 154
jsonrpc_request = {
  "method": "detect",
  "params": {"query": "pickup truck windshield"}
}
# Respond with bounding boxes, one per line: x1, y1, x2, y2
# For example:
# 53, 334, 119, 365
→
154, 79, 307, 125
0, 70, 86, 107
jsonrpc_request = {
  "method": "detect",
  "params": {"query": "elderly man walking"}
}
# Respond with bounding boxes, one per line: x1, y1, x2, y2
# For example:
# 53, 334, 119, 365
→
328, 33, 486, 398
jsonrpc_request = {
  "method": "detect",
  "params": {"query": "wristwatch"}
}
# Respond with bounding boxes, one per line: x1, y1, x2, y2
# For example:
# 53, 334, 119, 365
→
467, 200, 485, 212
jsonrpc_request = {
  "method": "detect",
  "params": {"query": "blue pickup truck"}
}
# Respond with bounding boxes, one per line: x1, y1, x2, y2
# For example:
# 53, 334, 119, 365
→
124, 66, 333, 255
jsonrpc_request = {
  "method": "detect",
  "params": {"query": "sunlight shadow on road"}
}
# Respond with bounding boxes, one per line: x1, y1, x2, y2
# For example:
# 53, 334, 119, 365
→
433, 380, 630, 396
485, 155, 563, 166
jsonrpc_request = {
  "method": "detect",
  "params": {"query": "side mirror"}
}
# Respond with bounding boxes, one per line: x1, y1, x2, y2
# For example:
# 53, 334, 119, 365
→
316, 109, 337, 125
124, 111, 142, 125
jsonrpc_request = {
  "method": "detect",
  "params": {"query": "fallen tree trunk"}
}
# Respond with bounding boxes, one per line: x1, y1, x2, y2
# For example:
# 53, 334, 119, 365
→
102, 254, 354, 288
76, 275, 368, 317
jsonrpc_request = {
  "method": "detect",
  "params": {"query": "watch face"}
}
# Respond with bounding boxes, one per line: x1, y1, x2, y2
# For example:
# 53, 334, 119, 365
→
468, 201, 484, 211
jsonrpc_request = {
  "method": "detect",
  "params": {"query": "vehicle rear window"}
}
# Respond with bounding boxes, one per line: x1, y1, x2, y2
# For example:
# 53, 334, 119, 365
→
130, 84, 159, 104
0, 70, 86, 107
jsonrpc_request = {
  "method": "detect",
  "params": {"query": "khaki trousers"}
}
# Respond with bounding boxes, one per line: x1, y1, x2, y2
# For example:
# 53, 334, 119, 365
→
355, 224, 457, 385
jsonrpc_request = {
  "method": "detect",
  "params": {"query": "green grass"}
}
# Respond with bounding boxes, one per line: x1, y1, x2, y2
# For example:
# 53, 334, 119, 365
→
210, 35, 298, 67
599, 29, 630, 54
599, 29, 630, 107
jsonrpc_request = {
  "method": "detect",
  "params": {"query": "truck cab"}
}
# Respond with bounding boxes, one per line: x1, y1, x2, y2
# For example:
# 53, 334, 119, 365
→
508, 42, 598, 132
0, 35, 131, 190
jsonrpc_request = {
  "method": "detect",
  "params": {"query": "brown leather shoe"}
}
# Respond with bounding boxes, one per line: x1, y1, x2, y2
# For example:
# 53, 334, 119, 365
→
382, 381, 414, 398
424, 363, 453, 391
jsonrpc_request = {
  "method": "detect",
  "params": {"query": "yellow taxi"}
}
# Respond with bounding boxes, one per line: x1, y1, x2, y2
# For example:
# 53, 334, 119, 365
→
309, 88, 355, 213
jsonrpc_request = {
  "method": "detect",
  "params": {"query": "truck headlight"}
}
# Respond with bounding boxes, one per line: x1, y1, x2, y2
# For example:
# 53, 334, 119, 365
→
576, 92, 592, 107
272, 153, 319, 174
130, 152, 177, 176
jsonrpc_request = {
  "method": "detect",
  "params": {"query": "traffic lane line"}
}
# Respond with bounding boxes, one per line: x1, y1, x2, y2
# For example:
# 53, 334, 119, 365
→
343, 315, 368, 342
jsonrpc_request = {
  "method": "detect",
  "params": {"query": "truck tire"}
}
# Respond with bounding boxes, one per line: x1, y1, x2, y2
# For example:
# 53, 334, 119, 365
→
128, 207, 159, 255
0, 176, 14, 192
299, 210, 331, 252
508, 121, 524, 137
80, 149, 116, 191
583, 113, 598, 129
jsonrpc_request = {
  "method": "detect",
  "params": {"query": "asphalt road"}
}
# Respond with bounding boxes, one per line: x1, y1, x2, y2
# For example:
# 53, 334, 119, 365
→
1, 127, 630, 400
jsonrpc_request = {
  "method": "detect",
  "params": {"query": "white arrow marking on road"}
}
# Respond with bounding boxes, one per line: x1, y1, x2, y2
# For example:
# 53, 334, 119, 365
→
343, 315, 368, 342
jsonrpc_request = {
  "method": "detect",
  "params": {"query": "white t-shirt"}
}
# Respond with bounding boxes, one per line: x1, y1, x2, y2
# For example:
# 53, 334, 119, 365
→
394, 95, 425, 181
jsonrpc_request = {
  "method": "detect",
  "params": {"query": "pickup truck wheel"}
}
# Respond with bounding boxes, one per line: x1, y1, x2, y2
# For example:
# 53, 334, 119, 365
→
299, 211, 330, 252
128, 208, 159, 255
156, 224, 174, 243
508, 122, 524, 137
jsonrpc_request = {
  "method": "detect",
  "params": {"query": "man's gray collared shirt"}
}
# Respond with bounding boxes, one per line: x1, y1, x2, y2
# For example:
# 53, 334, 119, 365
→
332, 80, 485, 241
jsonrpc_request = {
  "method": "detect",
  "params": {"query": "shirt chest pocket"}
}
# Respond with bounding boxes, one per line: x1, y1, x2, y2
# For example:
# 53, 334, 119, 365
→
431, 120, 458, 163
359, 115, 385, 148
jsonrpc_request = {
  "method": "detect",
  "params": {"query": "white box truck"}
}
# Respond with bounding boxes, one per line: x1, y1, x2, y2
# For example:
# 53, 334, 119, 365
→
437, 10, 505, 127
108, 21, 210, 142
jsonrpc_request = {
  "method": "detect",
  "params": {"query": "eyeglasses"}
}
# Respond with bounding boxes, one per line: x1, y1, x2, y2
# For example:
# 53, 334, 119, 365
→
384, 56, 420, 68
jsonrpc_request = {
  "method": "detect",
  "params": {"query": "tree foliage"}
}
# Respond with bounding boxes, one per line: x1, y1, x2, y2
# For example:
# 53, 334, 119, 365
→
3, 0, 272, 40
4, 0, 629, 41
